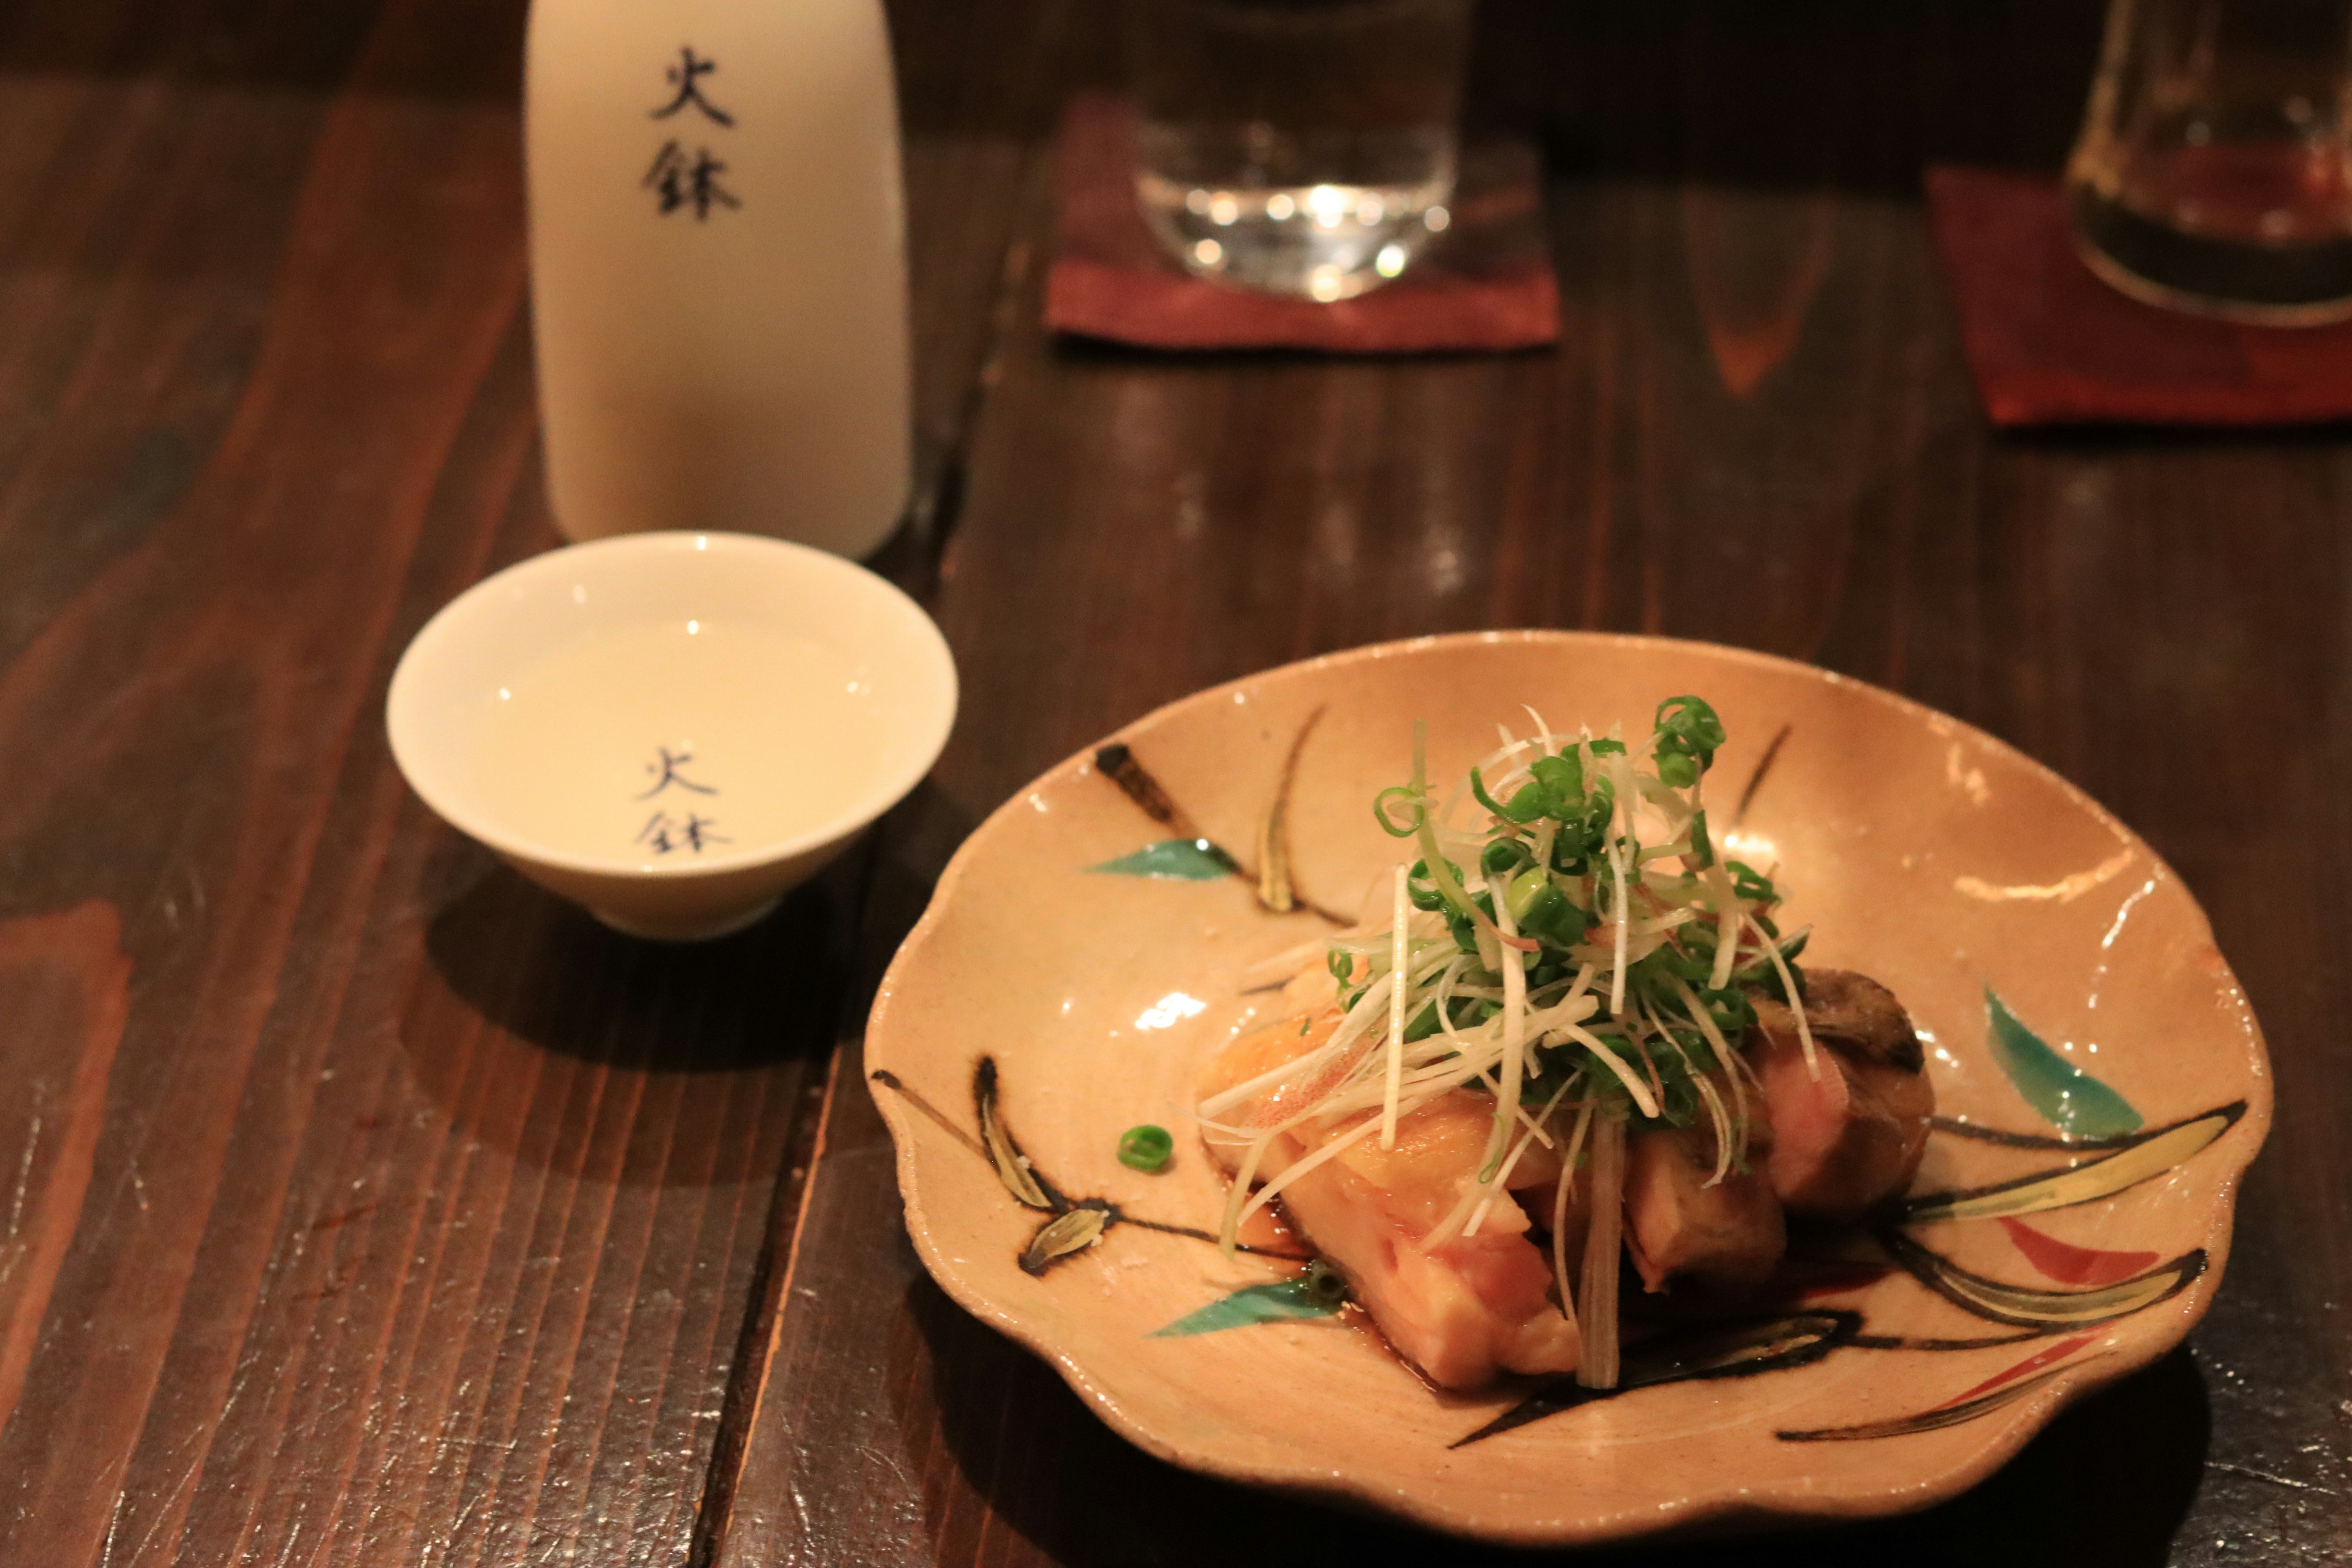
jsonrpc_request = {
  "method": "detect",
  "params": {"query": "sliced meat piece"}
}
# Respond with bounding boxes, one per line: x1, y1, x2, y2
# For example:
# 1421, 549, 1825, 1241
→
1749, 969, 1934, 1222
1200, 1017, 1580, 1390
1622, 1093, 1786, 1293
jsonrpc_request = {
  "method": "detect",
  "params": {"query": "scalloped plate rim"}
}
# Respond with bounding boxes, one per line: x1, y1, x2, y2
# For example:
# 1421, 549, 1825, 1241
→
865, 628, 2272, 1547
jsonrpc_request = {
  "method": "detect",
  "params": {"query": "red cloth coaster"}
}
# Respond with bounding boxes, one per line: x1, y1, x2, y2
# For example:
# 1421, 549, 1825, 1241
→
1045, 94, 1557, 353
1926, 164, 2352, 427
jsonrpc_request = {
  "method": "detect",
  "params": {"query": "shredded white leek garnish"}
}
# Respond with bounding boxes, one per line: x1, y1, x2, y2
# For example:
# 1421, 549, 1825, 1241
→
1550, 1099, 1593, 1331
1202, 696, 1819, 1379
1578, 1116, 1627, 1389
1749, 910, 1818, 1079
1382, 865, 1408, 1147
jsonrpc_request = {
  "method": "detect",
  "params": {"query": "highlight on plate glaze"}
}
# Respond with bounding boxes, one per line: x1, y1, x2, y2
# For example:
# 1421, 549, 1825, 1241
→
881, 707, 2254, 1455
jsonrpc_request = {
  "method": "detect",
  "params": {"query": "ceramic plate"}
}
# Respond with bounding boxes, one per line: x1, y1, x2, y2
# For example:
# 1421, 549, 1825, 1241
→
866, 631, 2269, 1545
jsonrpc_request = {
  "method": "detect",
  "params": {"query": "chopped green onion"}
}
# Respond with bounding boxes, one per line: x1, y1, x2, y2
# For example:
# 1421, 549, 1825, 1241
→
1482, 838, 1534, 879
1118, 1125, 1174, 1172
1371, 785, 1424, 838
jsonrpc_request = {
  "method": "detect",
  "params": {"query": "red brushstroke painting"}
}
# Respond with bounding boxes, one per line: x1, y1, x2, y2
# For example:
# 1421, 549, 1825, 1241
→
1932, 1333, 2097, 1412
1999, 1216, 2161, 1286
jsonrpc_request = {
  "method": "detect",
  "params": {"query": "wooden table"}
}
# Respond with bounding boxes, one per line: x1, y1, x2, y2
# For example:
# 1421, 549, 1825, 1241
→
1, 0, 2344, 1562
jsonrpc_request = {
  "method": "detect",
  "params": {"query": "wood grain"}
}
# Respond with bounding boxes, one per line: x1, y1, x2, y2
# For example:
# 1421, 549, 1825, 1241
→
0, 0, 2346, 1563
0, 0, 850, 1564
718, 17, 2352, 1568
0, 903, 132, 1441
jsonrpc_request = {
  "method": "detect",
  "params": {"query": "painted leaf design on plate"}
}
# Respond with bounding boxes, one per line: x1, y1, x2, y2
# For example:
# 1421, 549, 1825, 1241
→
1021, 1208, 1109, 1274
1984, 987, 2142, 1139
1088, 839, 1238, 881
1931, 1333, 2098, 1409
1152, 1280, 1344, 1337
1779, 1362, 2085, 1443
1881, 1229, 2204, 1329
1253, 706, 1324, 914
974, 1058, 1054, 1211
1998, 1218, 2160, 1286
1903, 1102, 2245, 1225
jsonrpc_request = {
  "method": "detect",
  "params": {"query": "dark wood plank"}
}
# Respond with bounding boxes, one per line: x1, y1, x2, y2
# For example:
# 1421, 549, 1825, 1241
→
0, 0, 1102, 1551
718, 28, 2352, 1568
0, 0, 866, 1562
892, 0, 1115, 537
1, 0, 2343, 1561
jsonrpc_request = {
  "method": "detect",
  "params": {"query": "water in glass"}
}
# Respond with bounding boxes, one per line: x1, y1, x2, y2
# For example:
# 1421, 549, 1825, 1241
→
1127, 0, 1473, 301
2068, 0, 2352, 322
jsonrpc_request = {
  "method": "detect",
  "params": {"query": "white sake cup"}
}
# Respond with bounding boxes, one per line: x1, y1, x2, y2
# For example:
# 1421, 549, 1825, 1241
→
387, 531, 954, 940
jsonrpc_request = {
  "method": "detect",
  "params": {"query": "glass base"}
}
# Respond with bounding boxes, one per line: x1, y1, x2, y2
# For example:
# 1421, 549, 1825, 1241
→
2071, 184, 2352, 326
1136, 170, 1452, 302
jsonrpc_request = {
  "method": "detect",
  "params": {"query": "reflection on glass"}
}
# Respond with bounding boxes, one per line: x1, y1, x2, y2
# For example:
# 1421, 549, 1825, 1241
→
1126, 0, 1474, 301
2067, 0, 2352, 322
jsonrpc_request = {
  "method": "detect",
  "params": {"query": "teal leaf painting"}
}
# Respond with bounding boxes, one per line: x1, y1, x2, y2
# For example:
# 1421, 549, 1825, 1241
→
1153, 1280, 1342, 1336
1089, 839, 1237, 881
1984, 988, 2143, 1140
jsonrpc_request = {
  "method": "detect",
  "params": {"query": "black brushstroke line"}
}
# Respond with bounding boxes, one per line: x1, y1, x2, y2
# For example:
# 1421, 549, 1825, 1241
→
1120, 1214, 1313, 1261
869, 1068, 988, 1161
1879, 1227, 2207, 1331
1732, 722, 1793, 826
1450, 1311, 1863, 1449
1929, 1115, 2160, 1152
1254, 706, 1350, 925
1901, 1101, 2247, 1222
876, 1064, 1313, 1273
1091, 739, 1349, 925
974, 1056, 1069, 1212
1848, 1329, 2047, 1351
1778, 1365, 2081, 1442
1255, 707, 1316, 912
1095, 742, 1215, 844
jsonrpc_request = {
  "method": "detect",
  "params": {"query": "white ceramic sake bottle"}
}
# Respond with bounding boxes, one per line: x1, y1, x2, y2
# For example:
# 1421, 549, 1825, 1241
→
525, 0, 911, 557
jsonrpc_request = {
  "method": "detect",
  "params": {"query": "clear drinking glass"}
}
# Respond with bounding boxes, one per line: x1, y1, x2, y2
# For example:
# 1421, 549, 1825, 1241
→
1126, 0, 1474, 302
2067, 0, 2352, 322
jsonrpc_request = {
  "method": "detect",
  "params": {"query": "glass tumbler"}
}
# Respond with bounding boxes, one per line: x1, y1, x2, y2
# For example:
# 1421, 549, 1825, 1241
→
1125, 0, 1474, 302
2067, 0, 2352, 322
